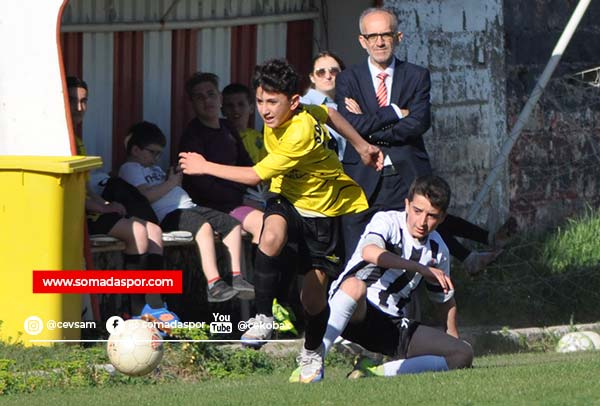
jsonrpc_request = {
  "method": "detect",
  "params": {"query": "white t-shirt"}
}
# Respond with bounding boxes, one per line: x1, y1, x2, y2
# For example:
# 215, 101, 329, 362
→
119, 161, 196, 222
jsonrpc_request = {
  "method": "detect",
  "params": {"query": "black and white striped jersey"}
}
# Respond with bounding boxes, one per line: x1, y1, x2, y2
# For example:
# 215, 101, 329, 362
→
331, 210, 453, 317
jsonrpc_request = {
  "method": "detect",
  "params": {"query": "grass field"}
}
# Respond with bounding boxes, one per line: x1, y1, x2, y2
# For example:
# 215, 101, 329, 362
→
1, 351, 599, 405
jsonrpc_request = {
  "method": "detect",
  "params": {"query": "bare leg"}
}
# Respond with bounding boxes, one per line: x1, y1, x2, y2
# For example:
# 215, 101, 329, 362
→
242, 209, 264, 244
195, 222, 220, 281
222, 224, 243, 275
108, 218, 148, 255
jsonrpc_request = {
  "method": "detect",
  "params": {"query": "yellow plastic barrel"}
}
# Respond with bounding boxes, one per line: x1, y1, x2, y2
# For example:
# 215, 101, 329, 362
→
0, 155, 102, 345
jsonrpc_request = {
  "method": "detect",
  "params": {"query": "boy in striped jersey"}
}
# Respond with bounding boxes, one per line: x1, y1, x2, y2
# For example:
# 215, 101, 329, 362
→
322, 175, 473, 378
179, 59, 383, 383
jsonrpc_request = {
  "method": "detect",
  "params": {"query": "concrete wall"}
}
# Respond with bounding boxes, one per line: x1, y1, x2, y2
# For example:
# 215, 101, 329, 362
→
318, 0, 373, 65
504, 0, 600, 231
384, 0, 509, 227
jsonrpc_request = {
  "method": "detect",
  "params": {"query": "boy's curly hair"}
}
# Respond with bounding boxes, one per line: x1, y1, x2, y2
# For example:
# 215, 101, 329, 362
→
252, 59, 299, 97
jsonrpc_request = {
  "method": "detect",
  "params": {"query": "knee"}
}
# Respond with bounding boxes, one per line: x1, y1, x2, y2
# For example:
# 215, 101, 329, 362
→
340, 277, 366, 301
130, 221, 149, 242
258, 229, 283, 256
195, 222, 214, 240
448, 340, 474, 370
146, 222, 162, 239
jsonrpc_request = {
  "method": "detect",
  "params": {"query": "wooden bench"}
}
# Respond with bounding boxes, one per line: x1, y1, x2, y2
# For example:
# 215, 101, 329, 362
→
87, 232, 255, 327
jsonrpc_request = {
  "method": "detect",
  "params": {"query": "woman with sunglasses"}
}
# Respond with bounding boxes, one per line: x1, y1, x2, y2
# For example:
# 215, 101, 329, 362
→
301, 51, 347, 160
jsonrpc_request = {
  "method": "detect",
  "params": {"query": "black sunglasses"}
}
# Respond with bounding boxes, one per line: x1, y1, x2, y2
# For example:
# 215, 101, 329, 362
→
314, 67, 341, 78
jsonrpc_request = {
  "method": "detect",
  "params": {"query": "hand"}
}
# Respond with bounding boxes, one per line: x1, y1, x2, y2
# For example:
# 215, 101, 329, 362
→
345, 97, 363, 114
400, 108, 410, 117
357, 144, 384, 171
419, 264, 454, 295
102, 201, 126, 216
178, 152, 208, 175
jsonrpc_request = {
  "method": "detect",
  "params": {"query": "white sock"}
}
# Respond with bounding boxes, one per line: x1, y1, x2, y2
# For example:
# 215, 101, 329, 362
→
322, 290, 357, 355
382, 355, 449, 376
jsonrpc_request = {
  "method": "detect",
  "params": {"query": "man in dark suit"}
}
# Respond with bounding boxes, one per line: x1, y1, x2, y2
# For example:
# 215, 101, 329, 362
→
336, 7, 433, 257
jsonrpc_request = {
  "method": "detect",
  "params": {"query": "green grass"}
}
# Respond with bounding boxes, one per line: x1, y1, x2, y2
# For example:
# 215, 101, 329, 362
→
443, 209, 600, 328
543, 207, 600, 272
1, 351, 599, 405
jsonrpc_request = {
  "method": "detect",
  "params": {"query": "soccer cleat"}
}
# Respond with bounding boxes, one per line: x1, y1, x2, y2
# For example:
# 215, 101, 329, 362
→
207, 280, 238, 303
232, 275, 255, 300
290, 344, 324, 383
272, 299, 298, 336
346, 355, 384, 379
136, 303, 180, 337
241, 314, 274, 348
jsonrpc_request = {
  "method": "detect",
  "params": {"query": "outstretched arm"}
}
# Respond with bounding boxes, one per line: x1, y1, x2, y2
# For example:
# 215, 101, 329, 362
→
178, 152, 262, 186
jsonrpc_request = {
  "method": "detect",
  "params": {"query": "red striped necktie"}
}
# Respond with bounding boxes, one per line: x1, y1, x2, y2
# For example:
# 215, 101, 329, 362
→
376, 72, 389, 107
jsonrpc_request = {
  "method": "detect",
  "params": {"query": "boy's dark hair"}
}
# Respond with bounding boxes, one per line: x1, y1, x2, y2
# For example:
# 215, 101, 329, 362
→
407, 175, 451, 212
222, 83, 253, 103
126, 121, 166, 155
185, 72, 220, 98
66, 76, 88, 91
252, 59, 299, 97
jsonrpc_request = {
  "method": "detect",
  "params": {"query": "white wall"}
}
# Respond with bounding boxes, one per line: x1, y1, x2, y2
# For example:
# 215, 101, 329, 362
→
0, 0, 72, 156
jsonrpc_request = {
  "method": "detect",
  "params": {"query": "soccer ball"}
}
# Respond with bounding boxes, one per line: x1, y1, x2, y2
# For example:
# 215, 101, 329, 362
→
556, 331, 600, 353
107, 319, 164, 376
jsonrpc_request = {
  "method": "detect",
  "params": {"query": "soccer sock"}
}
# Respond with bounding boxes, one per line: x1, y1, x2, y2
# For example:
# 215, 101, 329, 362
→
382, 355, 449, 376
145, 253, 164, 270
304, 305, 330, 351
322, 290, 357, 355
254, 249, 286, 317
123, 254, 146, 315
123, 253, 144, 270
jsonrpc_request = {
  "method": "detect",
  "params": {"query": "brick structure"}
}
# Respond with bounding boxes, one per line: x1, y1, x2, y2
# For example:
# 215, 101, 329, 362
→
383, 0, 600, 232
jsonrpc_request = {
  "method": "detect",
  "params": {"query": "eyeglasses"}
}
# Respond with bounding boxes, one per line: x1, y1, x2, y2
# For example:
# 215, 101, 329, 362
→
360, 31, 397, 44
144, 147, 162, 158
314, 67, 341, 78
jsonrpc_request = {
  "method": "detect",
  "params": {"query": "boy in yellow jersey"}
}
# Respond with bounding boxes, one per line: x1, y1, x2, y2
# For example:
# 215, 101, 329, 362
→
179, 59, 383, 383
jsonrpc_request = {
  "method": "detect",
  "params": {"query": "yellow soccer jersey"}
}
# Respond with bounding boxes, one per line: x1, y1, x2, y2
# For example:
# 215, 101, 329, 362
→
253, 104, 368, 217
240, 128, 267, 164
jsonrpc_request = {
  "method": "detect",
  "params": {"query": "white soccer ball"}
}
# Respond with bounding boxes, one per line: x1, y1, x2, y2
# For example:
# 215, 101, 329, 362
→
107, 319, 164, 376
556, 331, 600, 353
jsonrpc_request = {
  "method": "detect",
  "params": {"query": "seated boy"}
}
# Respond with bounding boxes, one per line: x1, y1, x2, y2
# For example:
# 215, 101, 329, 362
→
68, 76, 168, 317
221, 83, 267, 165
118, 121, 254, 302
179, 59, 383, 383
321, 175, 473, 379
179, 73, 263, 244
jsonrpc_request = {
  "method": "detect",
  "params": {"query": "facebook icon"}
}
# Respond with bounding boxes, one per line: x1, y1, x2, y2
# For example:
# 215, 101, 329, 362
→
106, 316, 125, 334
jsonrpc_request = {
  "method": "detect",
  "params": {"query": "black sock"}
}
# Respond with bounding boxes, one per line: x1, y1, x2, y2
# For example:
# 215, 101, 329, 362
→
123, 253, 144, 270
304, 305, 330, 351
254, 249, 287, 316
146, 253, 164, 270
123, 254, 147, 315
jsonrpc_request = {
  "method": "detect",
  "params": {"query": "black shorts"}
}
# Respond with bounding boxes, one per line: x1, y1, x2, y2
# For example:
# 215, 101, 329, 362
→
161, 206, 239, 237
341, 301, 420, 358
263, 196, 343, 279
87, 212, 125, 235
